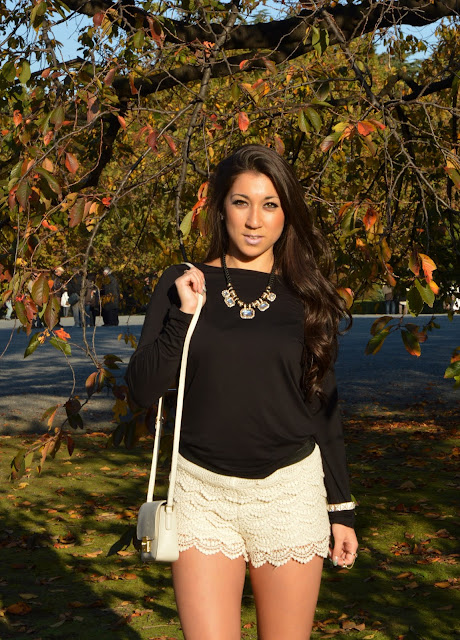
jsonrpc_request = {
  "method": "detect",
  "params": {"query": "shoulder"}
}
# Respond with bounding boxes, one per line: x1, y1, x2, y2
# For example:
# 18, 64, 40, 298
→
154, 264, 190, 292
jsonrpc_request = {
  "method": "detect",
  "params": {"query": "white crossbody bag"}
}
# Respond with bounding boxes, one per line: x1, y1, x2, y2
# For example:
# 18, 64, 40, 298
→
137, 272, 203, 563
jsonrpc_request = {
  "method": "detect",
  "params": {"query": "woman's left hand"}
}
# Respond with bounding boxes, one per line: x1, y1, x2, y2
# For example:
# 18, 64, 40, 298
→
329, 523, 359, 568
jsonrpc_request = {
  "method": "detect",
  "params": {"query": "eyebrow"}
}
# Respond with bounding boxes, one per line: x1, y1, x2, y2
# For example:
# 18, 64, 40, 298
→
231, 192, 280, 200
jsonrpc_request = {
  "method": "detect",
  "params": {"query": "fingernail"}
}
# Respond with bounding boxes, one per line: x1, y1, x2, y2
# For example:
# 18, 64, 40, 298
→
333, 556, 339, 567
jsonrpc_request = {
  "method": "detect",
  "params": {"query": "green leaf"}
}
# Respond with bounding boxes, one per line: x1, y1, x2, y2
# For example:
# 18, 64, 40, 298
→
14, 301, 28, 325
406, 286, 424, 316
1, 61, 16, 82
68, 413, 84, 429
31, 274, 50, 306
49, 105, 65, 128
50, 336, 71, 356
24, 332, 41, 358
297, 110, 310, 134
18, 60, 31, 84
305, 106, 322, 133
35, 167, 62, 196
16, 180, 31, 209
44, 295, 60, 329
370, 315, 392, 336
444, 360, 460, 379
24, 452, 34, 469
365, 328, 390, 355
133, 29, 145, 49
401, 329, 421, 356
12, 449, 25, 472
180, 210, 194, 239
414, 278, 435, 307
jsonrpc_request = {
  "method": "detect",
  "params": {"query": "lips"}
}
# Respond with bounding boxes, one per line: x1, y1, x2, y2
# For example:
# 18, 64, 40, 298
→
244, 235, 263, 245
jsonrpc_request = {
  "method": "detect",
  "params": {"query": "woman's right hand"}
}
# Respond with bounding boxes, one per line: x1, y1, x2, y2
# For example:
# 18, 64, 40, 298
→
175, 266, 206, 314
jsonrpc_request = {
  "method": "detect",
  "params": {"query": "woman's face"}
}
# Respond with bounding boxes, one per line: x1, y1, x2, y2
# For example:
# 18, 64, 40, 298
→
223, 171, 285, 265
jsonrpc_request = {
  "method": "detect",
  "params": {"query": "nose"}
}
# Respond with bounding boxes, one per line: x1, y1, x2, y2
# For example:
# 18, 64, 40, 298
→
245, 205, 262, 229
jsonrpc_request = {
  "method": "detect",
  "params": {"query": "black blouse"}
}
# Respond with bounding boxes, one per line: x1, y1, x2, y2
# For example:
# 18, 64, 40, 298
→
126, 263, 355, 527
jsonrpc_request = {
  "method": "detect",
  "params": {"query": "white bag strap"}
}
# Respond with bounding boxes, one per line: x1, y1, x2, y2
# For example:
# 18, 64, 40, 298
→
146, 262, 203, 506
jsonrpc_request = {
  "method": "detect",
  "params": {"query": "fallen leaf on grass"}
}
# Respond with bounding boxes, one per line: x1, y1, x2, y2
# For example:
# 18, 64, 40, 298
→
342, 620, 366, 630
6, 602, 32, 615
434, 581, 451, 588
18, 594, 39, 599
120, 573, 137, 580
437, 605, 453, 610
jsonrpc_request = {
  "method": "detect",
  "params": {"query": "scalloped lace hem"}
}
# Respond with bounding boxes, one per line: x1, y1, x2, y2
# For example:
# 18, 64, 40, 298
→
178, 538, 330, 568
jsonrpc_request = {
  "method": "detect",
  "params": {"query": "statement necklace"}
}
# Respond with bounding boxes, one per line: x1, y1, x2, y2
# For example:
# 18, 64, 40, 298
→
221, 253, 277, 320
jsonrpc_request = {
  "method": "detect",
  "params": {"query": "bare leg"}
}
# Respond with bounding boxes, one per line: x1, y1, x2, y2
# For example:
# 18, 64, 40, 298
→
172, 548, 247, 640
249, 555, 324, 640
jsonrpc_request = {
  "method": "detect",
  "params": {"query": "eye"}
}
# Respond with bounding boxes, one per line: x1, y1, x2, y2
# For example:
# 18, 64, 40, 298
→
231, 199, 248, 207
264, 201, 279, 209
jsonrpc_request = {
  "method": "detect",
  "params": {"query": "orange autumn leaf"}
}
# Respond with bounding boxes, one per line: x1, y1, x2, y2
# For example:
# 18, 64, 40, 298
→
238, 112, 250, 132
129, 74, 138, 95
54, 328, 71, 341
239, 59, 249, 70
419, 253, 436, 282
13, 110, 22, 126
363, 206, 378, 230
274, 135, 285, 155
41, 68, 51, 78
117, 115, 127, 129
6, 602, 32, 615
43, 131, 53, 146
357, 120, 376, 136
65, 152, 79, 174
41, 220, 58, 232
337, 287, 354, 309
428, 280, 439, 294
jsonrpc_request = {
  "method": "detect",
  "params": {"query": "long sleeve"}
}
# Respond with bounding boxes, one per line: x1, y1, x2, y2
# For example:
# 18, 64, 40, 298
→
125, 265, 192, 407
313, 368, 355, 527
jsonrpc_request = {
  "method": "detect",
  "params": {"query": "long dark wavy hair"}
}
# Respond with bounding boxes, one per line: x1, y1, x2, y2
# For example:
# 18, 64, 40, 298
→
204, 144, 350, 399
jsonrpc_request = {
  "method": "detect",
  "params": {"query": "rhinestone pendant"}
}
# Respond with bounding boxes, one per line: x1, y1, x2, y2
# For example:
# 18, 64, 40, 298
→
258, 301, 270, 312
240, 306, 255, 319
267, 292, 276, 302
224, 296, 235, 308
222, 289, 230, 298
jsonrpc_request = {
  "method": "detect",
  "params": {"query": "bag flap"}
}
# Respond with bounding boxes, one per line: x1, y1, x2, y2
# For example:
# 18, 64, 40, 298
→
137, 500, 165, 540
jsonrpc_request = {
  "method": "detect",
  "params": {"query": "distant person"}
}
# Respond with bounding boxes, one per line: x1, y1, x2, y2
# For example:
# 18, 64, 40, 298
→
101, 267, 119, 326
60, 290, 70, 317
67, 270, 83, 327
382, 284, 396, 315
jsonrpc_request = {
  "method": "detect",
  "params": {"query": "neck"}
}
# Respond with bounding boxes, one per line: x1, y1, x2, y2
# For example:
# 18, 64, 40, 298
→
224, 252, 274, 273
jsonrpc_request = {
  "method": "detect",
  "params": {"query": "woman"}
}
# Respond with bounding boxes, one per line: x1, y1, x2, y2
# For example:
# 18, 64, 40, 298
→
126, 144, 358, 640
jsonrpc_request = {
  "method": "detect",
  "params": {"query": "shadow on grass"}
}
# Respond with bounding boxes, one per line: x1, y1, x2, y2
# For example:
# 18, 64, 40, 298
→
0, 436, 182, 639
311, 416, 459, 640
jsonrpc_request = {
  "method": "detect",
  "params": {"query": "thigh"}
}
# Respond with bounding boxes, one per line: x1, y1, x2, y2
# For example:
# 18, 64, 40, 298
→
249, 555, 323, 640
172, 548, 246, 640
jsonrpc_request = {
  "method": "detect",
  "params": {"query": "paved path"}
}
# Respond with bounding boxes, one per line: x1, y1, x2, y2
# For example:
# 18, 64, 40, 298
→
1, 314, 458, 434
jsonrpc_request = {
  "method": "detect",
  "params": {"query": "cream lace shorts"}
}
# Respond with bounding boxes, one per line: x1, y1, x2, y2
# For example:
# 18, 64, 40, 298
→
174, 444, 330, 568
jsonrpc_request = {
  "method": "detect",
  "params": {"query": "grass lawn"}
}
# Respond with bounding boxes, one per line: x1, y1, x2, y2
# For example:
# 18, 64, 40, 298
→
0, 413, 458, 640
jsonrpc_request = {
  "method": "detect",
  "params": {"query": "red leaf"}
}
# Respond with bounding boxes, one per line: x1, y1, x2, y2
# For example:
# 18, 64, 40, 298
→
147, 131, 158, 153
87, 94, 99, 123
163, 133, 177, 154
104, 68, 116, 86
238, 112, 250, 132
117, 115, 127, 129
65, 152, 79, 174
93, 11, 104, 27
239, 59, 249, 70
337, 287, 354, 309
41, 68, 51, 78
274, 135, 285, 155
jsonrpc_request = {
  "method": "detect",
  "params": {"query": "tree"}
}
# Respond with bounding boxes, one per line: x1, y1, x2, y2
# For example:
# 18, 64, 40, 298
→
1, 0, 459, 476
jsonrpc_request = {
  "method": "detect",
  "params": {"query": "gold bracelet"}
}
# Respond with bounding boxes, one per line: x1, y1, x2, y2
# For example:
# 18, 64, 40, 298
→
327, 501, 356, 512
